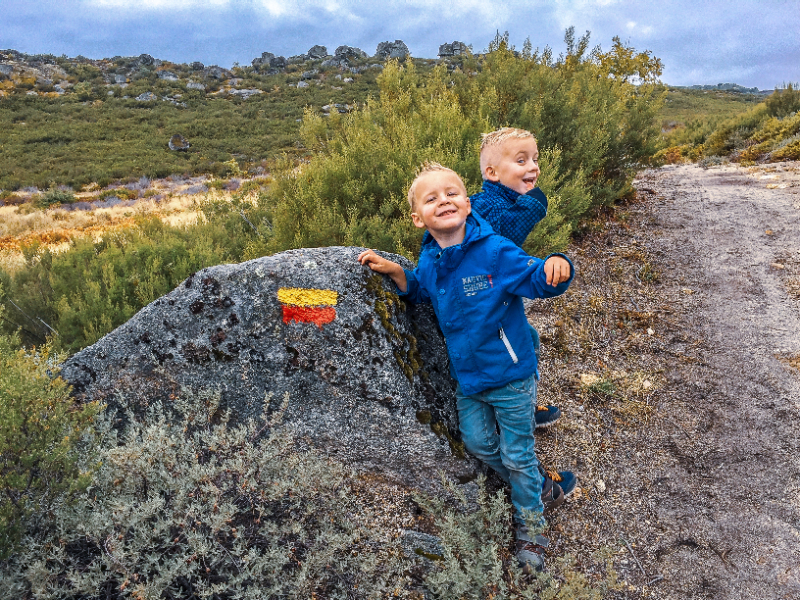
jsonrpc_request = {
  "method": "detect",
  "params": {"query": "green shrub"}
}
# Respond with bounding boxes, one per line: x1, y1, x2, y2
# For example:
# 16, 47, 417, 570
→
244, 60, 488, 260
0, 305, 99, 559
453, 30, 665, 206
765, 83, 800, 118
34, 187, 75, 209
0, 217, 247, 352
98, 187, 138, 201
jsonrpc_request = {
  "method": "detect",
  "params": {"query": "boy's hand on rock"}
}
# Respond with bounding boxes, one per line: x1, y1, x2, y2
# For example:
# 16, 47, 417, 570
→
357, 249, 408, 292
544, 256, 571, 287
358, 249, 393, 273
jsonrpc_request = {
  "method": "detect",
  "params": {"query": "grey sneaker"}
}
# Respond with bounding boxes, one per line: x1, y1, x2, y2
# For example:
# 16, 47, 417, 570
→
516, 529, 549, 573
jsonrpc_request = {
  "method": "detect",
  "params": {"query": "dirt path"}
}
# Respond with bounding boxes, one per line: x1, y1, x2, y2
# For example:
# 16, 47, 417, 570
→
632, 163, 800, 598
529, 162, 800, 599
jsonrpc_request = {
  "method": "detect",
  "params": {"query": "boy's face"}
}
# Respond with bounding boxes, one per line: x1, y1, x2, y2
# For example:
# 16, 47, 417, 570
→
483, 138, 540, 195
410, 171, 471, 236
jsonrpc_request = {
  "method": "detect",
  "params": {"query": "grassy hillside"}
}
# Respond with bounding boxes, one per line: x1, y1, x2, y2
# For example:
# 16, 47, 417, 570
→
0, 69, 385, 191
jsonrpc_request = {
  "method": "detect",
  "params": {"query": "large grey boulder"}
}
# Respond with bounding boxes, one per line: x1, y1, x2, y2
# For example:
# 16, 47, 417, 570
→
438, 41, 469, 58
306, 45, 328, 60
335, 45, 367, 61
375, 40, 410, 60
62, 247, 477, 492
252, 52, 287, 70
157, 70, 179, 81
203, 65, 232, 80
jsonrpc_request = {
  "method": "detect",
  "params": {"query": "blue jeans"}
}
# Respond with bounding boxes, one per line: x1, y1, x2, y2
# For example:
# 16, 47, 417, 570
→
456, 373, 545, 527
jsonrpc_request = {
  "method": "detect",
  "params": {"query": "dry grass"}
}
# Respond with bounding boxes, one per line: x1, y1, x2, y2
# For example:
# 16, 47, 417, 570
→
0, 194, 207, 273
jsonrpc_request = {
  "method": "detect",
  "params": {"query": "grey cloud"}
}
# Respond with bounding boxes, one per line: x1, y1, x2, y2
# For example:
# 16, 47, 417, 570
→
0, 0, 797, 88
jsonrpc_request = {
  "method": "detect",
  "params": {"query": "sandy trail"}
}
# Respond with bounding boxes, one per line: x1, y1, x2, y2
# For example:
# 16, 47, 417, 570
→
626, 163, 800, 598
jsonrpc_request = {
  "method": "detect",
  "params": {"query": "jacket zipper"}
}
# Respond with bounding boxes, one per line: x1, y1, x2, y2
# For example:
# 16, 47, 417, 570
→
499, 326, 519, 364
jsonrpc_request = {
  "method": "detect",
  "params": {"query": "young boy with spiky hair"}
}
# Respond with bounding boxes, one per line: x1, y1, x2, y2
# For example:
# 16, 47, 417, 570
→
358, 163, 576, 573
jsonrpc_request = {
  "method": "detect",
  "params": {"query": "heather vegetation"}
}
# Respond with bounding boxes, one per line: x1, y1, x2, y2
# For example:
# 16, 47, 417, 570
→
0, 74, 380, 191
0, 387, 615, 598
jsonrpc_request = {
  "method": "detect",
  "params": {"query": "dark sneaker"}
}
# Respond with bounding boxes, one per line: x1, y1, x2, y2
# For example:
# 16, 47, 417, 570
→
534, 404, 561, 429
541, 466, 577, 498
541, 473, 565, 515
516, 529, 549, 573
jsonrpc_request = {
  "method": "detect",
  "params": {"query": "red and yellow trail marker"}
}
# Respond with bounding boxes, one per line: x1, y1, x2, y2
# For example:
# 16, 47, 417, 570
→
277, 287, 338, 328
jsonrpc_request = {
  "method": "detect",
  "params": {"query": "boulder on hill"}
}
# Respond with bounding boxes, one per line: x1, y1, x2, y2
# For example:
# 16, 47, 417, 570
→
306, 45, 329, 60
252, 52, 287, 70
190, 61, 204, 71
375, 40, 410, 60
438, 41, 469, 58
61, 247, 478, 494
168, 133, 190, 151
335, 45, 367, 60
138, 53, 155, 67
203, 65, 233, 80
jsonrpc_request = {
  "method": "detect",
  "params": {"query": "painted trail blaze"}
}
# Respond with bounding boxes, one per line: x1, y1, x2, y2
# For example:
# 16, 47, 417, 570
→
278, 287, 338, 327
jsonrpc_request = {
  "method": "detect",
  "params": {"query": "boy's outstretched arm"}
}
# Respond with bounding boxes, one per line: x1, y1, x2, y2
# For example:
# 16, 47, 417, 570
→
357, 250, 408, 292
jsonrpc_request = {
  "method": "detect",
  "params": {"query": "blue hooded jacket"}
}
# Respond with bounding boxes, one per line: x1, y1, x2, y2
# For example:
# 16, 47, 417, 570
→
400, 212, 573, 396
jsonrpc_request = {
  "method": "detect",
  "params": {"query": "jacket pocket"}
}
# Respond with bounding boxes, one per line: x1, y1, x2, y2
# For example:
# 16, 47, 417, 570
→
498, 325, 519, 364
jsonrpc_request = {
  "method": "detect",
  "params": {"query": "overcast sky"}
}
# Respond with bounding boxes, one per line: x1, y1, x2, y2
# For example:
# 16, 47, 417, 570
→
1, 0, 798, 89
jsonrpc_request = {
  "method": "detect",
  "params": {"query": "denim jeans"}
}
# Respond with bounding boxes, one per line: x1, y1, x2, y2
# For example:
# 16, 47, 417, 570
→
456, 372, 545, 527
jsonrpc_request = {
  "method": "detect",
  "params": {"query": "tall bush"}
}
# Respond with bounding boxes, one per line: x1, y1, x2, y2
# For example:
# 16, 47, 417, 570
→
0, 217, 242, 352
0, 304, 99, 558
454, 30, 664, 206
242, 30, 662, 261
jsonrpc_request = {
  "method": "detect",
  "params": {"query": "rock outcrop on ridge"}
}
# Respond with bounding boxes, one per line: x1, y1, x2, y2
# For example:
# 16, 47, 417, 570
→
61, 247, 479, 492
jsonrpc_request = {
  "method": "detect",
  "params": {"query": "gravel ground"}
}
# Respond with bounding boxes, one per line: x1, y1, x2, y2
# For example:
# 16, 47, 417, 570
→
529, 162, 800, 599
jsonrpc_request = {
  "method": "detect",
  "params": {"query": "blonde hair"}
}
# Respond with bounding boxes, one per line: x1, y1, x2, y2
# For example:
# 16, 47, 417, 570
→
406, 161, 464, 210
479, 127, 537, 179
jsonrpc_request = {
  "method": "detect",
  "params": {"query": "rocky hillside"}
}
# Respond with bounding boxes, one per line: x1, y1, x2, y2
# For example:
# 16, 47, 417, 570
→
0, 40, 470, 100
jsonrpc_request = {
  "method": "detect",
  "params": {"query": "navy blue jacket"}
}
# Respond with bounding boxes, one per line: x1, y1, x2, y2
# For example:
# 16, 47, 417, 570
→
400, 213, 573, 396
470, 180, 548, 247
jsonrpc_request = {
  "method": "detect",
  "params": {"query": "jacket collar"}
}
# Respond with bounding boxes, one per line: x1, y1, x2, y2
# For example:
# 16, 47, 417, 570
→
421, 213, 494, 270
481, 179, 523, 202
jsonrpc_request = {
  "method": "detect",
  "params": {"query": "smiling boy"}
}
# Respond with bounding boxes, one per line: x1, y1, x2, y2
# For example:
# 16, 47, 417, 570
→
358, 163, 576, 572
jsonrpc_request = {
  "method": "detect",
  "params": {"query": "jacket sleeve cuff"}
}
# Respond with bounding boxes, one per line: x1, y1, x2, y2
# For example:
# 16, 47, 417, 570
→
397, 268, 418, 297
544, 253, 575, 289
524, 187, 549, 213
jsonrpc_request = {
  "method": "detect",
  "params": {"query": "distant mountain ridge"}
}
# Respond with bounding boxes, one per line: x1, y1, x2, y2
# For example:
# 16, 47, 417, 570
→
675, 82, 768, 94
